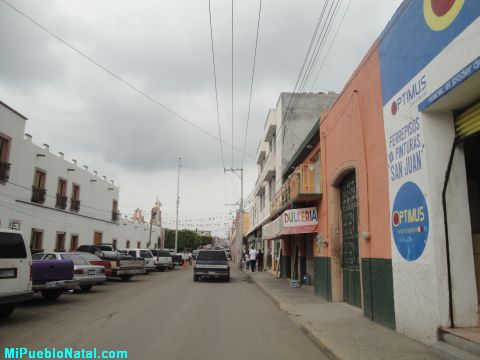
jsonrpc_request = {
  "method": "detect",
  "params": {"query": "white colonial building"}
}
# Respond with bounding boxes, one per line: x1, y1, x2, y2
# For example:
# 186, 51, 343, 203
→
0, 100, 163, 252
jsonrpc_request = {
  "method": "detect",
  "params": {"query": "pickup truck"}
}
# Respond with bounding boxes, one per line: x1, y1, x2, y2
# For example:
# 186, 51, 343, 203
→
31, 257, 79, 301
77, 244, 145, 281
0, 230, 33, 318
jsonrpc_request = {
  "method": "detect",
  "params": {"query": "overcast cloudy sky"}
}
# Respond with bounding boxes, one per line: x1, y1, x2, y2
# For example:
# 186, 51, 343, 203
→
0, 0, 402, 236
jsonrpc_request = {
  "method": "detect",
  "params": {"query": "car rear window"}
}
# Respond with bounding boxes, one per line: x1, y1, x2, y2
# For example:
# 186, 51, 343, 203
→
140, 250, 153, 258
0, 232, 27, 259
153, 250, 171, 257
196, 251, 227, 261
60, 254, 89, 265
77, 252, 101, 261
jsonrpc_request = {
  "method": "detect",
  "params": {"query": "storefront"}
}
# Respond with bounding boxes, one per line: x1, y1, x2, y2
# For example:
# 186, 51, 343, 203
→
263, 207, 318, 282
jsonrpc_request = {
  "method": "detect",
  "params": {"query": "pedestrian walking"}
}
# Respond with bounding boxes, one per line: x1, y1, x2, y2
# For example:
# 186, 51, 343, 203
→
244, 250, 250, 271
257, 249, 264, 272
249, 246, 257, 272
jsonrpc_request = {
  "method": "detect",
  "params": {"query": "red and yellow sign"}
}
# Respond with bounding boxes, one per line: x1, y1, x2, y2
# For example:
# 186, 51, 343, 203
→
424, 0, 465, 31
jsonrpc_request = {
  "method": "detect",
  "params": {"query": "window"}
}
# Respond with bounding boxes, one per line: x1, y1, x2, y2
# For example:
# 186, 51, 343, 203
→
32, 169, 46, 204
70, 184, 80, 211
126, 240, 130, 249
56, 178, 68, 209
269, 177, 276, 202
128, 250, 136, 257
0, 134, 11, 182
260, 193, 265, 210
70, 234, 79, 251
32, 253, 44, 260
30, 229, 43, 253
44, 254, 57, 261
0, 232, 27, 259
112, 199, 119, 221
93, 231, 102, 245
112, 239, 117, 249
55, 232, 66, 252
137, 241, 141, 248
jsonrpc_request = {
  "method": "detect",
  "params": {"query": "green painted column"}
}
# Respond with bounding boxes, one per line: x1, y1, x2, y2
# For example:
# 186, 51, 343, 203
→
314, 257, 332, 301
361, 258, 396, 329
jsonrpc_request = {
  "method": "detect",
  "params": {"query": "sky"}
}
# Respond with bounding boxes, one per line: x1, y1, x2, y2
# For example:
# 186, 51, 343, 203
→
0, 0, 403, 237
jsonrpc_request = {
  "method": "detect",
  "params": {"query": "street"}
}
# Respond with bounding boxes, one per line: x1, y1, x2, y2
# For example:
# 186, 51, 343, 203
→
0, 267, 327, 360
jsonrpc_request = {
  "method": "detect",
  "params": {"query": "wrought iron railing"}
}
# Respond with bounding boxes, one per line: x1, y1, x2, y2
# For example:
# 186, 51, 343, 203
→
0, 161, 10, 182
70, 198, 81, 212
112, 211, 120, 222
55, 194, 68, 209
31, 186, 46, 204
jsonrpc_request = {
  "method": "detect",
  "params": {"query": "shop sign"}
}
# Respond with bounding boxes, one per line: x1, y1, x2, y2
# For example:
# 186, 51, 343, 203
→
283, 207, 318, 227
391, 181, 429, 261
262, 216, 283, 240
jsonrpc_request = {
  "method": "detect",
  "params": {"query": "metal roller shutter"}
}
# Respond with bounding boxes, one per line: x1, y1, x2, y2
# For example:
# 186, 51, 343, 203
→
456, 102, 480, 140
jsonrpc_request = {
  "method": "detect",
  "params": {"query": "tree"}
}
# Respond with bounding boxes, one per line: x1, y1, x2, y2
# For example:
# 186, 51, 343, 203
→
164, 229, 213, 251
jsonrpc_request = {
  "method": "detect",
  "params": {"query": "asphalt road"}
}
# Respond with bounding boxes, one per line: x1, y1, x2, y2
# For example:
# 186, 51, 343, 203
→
0, 265, 327, 360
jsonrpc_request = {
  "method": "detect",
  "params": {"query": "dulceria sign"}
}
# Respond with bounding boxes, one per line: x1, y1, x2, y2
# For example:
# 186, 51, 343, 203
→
283, 207, 318, 227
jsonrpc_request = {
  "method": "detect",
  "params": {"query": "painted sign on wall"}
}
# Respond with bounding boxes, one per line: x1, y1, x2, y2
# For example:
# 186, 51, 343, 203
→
391, 181, 429, 261
283, 207, 318, 227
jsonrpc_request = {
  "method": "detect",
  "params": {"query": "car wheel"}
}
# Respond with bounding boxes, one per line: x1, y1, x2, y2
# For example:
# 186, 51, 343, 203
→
193, 275, 199, 282
41, 289, 62, 301
120, 275, 132, 281
0, 304, 15, 318
79, 285, 93, 292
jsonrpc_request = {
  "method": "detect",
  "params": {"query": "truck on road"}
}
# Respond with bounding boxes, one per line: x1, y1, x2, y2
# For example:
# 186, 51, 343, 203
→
31, 257, 79, 300
77, 244, 145, 281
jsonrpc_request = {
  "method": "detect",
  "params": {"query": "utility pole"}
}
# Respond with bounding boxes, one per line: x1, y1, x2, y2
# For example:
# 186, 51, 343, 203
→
148, 206, 156, 249
225, 167, 243, 262
175, 157, 182, 254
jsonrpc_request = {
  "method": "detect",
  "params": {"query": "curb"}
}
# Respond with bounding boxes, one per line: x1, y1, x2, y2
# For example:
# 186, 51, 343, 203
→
245, 273, 342, 360
300, 323, 342, 360
245, 273, 287, 310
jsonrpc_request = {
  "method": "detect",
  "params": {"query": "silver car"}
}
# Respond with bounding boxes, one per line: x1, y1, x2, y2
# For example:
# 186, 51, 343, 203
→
36, 252, 106, 292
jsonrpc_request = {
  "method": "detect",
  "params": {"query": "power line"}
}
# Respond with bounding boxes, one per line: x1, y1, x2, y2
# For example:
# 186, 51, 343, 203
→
241, 0, 263, 169
310, 0, 352, 91
208, 0, 226, 169
0, 0, 254, 160
231, 0, 235, 167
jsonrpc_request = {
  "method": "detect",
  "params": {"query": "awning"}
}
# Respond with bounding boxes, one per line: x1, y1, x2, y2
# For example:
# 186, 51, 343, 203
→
262, 207, 318, 239
456, 101, 480, 140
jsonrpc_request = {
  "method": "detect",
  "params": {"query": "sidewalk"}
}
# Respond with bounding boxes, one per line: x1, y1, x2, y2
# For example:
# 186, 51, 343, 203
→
244, 270, 447, 360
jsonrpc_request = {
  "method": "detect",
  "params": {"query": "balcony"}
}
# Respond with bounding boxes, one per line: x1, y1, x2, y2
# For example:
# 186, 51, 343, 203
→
271, 163, 321, 215
70, 198, 81, 212
0, 161, 10, 182
112, 211, 120, 222
31, 186, 46, 204
55, 194, 68, 210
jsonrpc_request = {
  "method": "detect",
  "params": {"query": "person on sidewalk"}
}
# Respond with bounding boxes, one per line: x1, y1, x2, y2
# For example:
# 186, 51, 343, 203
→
249, 246, 257, 272
257, 249, 264, 272
244, 250, 250, 271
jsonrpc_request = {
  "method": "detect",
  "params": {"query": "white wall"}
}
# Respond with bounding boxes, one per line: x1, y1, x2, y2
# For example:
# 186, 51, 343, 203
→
0, 101, 163, 251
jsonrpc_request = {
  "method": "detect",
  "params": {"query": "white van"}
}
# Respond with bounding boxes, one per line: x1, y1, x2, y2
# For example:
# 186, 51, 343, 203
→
122, 249, 155, 272
0, 230, 33, 318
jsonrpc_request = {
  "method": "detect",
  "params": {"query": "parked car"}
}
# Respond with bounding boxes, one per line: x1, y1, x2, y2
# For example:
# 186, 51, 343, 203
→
34, 252, 106, 292
76, 252, 112, 278
171, 254, 183, 266
150, 249, 173, 271
76, 244, 145, 281
193, 250, 230, 282
121, 249, 155, 272
31, 255, 79, 301
0, 230, 33, 318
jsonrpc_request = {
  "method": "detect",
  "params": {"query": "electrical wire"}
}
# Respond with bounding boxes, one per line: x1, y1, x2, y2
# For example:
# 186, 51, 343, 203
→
208, 0, 226, 169
0, 0, 254, 160
241, 0, 263, 169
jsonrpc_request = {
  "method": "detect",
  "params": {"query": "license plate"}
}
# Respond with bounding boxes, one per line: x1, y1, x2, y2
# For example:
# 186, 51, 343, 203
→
207, 271, 217, 275
88, 270, 96, 275
46, 281, 58, 288
0, 268, 16, 279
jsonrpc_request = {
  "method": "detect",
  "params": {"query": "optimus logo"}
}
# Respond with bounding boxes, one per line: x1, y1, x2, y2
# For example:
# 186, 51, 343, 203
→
391, 75, 427, 115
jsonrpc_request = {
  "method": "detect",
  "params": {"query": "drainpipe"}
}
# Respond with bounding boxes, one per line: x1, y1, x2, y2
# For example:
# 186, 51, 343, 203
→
442, 138, 458, 328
